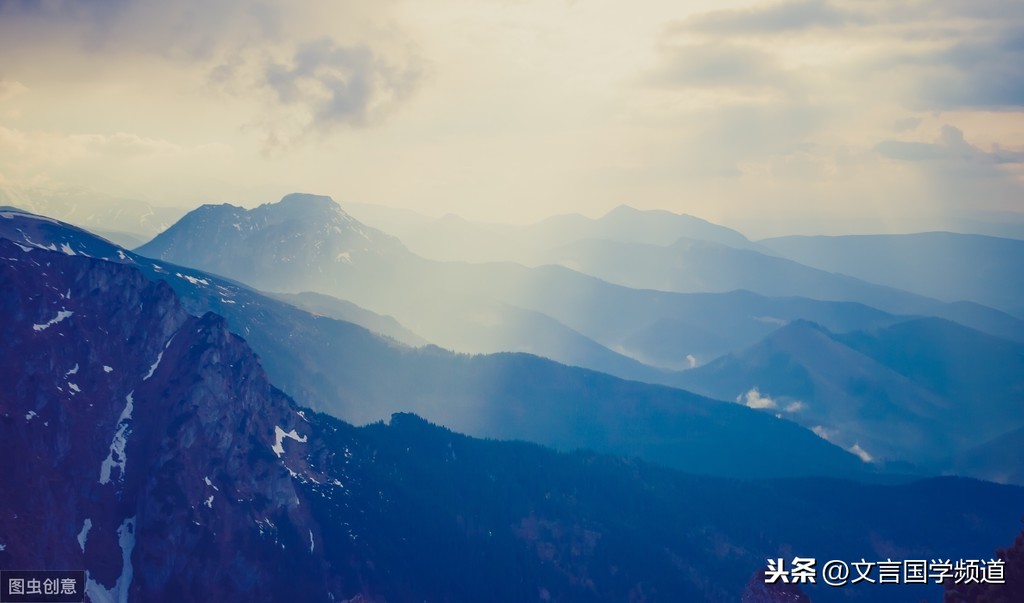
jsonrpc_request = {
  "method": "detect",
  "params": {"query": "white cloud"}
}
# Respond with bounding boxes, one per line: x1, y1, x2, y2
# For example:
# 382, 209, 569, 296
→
876, 124, 1024, 165
737, 387, 777, 410
783, 401, 805, 413
811, 425, 836, 441
262, 36, 422, 137
848, 443, 873, 463
737, 387, 806, 413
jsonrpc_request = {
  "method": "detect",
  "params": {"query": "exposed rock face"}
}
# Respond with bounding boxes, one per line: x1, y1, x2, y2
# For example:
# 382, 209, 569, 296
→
0, 238, 337, 600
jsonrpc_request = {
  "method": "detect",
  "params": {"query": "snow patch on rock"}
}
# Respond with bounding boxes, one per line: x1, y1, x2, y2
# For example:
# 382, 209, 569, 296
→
77, 518, 92, 552
142, 351, 163, 381
33, 310, 73, 332
99, 392, 134, 485
176, 272, 210, 286
271, 425, 307, 458
85, 516, 135, 603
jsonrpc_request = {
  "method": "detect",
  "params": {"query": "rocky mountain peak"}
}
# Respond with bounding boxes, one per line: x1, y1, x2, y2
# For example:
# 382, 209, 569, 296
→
276, 192, 339, 208
135, 193, 409, 294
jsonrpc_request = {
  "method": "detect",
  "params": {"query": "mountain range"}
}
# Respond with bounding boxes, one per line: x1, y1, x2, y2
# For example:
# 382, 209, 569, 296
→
676, 318, 1024, 475
0, 185, 187, 247
759, 232, 1024, 319
536, 236, 1024, 347
343, 202, 1024, 337
138, 194, 1011, 381
384, 204, 760, 264
0, 209, 870, 480
3, 230, 1023, 603
126, 195, 1024, 482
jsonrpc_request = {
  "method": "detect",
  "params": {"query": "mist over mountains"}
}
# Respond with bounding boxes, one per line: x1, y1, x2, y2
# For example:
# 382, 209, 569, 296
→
0, 209, 867, 480
131, 194, 1024, 482
3, 213, 1023, 603
0, 186, 186, 248
3, 192, 1023, 603
536, 236, 1023, 340
379, 204, 760, 264
759, 233, 1024, 319
676, 318, 1024, 472
138, 194, 1024, 378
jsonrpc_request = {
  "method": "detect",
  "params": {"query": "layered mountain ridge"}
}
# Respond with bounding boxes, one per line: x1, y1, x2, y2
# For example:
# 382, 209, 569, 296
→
138, 193, 410, 292
760, 232, 1024, 318
137, 194, 971, 382
3, 235, 1023, 603
10, 203, 1024, 483
0, 209, 870, 480
676, 317, 1024, 475
539, 236, 1024, 346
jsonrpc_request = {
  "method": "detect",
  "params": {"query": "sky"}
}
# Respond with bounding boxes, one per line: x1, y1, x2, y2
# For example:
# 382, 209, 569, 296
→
0, 0, 1023, 236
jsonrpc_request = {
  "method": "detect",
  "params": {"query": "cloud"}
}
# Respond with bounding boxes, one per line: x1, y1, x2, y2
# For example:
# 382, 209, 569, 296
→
736, 387, 807, 412
876, 125, 1024, 165
264, 37, 421, 130
873, 124, 1024, 214
649, 43, 790, 91
848, 443, 873, 463
783, 401, 805, 413
677, 0, 866, 35
0, 0, 1021, 226
811, 425, 836, 441
737, 387, 777, 410
677, 0, 1024, 38
891, 116, 922, 132
866, 8, 1024, 112
875, 137, 954, 162
0, 0, 425, 144
0, 0, 282, 60
672, 1, 1024, 112
910, 29, 1024, 111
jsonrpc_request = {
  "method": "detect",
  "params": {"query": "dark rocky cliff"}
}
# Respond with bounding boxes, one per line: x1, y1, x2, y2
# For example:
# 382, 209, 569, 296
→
0, 238, 337, 600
